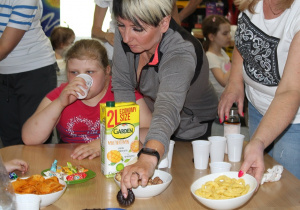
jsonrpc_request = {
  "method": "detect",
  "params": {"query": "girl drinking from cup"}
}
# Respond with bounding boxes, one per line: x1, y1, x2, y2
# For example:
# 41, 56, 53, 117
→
22, 39, 152, 160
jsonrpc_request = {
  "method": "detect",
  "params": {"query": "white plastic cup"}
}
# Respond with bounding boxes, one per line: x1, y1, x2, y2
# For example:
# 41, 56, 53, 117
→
192, 140, 211, 170
16, 194, 40, 210
209, 162, 232, 174
76, 74, 93, 99
158, 140, 175, 168
223, 122, 241, 154
208, 136, 226, 163
226, 134, 245, 162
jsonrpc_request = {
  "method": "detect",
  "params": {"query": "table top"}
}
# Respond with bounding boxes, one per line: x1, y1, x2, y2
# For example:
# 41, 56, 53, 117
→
1, 142, 300, 210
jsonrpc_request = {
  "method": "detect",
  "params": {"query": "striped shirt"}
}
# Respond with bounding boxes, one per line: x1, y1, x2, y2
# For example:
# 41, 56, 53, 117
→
0, 0, 55, 74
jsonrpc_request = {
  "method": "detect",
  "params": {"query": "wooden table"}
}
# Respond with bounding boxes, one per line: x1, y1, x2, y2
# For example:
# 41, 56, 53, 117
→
1, 142, 300, 210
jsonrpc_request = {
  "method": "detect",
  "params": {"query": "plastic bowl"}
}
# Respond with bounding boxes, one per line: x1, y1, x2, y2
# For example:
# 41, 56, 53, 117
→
13, 177, 67, 208
114, 169, 172, 198
191, 171, 257, 210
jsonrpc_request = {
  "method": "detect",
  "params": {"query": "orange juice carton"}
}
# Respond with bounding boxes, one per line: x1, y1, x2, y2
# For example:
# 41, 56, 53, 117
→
100, 101, 139, 178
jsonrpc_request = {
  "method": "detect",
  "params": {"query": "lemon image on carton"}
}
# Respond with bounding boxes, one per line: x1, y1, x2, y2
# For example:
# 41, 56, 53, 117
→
100, 101, 139, 178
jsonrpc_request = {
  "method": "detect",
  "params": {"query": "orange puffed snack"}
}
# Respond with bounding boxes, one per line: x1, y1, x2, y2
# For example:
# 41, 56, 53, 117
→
12, 175, 64, 195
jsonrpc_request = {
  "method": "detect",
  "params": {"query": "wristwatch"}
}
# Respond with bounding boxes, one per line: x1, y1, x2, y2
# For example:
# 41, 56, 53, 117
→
137, 148, 160, 163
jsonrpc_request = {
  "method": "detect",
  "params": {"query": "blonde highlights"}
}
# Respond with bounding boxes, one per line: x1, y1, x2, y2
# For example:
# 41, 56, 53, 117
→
113, 0, 173, 27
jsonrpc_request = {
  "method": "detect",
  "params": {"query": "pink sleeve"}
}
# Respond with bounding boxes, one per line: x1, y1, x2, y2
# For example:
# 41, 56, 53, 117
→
134, 90, 143, 101
47, 83, 67, 101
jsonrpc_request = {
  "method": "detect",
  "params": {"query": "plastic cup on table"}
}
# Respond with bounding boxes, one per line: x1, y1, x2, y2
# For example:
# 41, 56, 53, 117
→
209, 162, 232, 174
192, 140, 211, 170
208, 136, 226, 163
226, 134, 245, 162
16, 194, 40, 210
158, 140, 175, 169
76, 74, 93, 99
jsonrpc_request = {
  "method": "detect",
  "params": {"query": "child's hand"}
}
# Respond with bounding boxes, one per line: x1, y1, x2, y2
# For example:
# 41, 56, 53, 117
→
58, 77, 88, 107
5, 159, 29, 173
71, 139, 100, 160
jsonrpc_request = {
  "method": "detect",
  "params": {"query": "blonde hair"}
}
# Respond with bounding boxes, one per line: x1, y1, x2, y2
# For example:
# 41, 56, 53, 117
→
65, 39, 109, 70
234, 0, 294, 13
113, 0, 174, 28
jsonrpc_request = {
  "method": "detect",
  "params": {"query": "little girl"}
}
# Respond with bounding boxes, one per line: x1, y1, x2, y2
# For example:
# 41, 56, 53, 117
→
22, 39, 152, 160
202, 15, 232, 99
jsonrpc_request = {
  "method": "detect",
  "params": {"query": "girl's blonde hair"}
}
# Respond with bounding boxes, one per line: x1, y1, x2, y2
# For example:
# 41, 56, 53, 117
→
113, 0, 174, 28
234, 0, 294, 13
65, 39, 109, 70
202, 15, 230, 52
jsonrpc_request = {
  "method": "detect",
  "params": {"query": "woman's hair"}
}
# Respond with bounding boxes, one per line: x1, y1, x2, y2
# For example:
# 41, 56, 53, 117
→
112, 0, 174, 28
234, 0, 294, 13
65, 39, 109, 69
202, 15, 230, 52
50, 26, 75, 50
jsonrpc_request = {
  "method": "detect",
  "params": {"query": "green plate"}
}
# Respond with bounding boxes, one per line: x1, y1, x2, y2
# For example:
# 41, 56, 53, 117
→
41, 168, 96, 185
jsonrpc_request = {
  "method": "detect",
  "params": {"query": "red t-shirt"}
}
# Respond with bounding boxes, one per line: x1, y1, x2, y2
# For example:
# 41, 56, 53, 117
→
47, 80, 143, 143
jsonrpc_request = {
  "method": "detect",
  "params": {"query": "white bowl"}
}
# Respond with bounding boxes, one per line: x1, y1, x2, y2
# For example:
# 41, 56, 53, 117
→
13, 177, 67, 207
209, 162, 231, 174
191, 171, 257, 210
114, 169, 172, 198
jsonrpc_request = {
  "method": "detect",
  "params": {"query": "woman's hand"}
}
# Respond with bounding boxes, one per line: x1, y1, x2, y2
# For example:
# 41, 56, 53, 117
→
218, 78, 244, 123
71, 139, 101, 160
239, 139, 265, 189
58, 77, 88, 107
4, 159, 29, 174
120, 154, 157, 198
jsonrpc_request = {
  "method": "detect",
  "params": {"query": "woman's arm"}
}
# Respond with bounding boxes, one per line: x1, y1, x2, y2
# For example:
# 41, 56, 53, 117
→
218, 46, 244, 122
136, 98, 152, 144
91, 5, 114, 46
178, 0, 203, 22
250, 31, 300, 149
0, 27, 25, 61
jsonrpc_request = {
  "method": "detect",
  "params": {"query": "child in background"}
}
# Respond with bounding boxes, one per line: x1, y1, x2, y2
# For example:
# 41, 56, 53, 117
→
50, 26, 75, 86
22, 39, 152, 160
202, 15, 232, 99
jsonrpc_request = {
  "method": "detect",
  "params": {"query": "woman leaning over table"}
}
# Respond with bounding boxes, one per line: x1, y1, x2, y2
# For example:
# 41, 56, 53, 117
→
218, 0, 300, 184
111, 0, 218, 198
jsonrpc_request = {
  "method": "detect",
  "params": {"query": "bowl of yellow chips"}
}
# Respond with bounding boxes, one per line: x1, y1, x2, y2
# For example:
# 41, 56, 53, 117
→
190, 171, 257, 210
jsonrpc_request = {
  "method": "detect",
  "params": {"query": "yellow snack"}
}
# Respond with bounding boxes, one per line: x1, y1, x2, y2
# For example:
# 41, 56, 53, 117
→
195, 175, 250, 200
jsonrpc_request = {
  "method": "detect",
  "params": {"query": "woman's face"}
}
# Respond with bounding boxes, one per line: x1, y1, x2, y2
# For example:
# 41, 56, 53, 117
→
116, 17, 169, 55
67, 58, 109, 99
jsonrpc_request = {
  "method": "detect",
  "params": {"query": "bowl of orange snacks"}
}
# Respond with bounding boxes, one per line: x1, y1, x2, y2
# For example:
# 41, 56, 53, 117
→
12, 174, 66, 207
190, 172, 257, 210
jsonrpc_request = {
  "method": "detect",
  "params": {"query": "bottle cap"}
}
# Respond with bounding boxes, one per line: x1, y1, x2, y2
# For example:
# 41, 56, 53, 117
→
106, 101, 115, 107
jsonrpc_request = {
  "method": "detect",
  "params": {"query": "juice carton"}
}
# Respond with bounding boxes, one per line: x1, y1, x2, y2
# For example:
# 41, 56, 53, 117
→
100, 101, 140, 178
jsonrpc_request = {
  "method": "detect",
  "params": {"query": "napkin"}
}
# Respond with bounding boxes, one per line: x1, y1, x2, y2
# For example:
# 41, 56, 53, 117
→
261, 165, 283, 185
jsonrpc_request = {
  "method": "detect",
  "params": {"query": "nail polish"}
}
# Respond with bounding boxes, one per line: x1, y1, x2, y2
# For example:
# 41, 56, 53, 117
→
225, 116, 228, 121
238, 170, 244, 178
219, 118, 222, 124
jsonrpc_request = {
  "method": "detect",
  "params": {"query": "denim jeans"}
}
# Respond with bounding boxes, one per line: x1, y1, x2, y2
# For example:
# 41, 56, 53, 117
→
248, 102, 300, 179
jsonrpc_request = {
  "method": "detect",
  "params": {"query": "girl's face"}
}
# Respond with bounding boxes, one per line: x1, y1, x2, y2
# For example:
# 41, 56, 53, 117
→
67, 58, 109, 99
212, 23, 231, 48
116, 17, 169, 55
